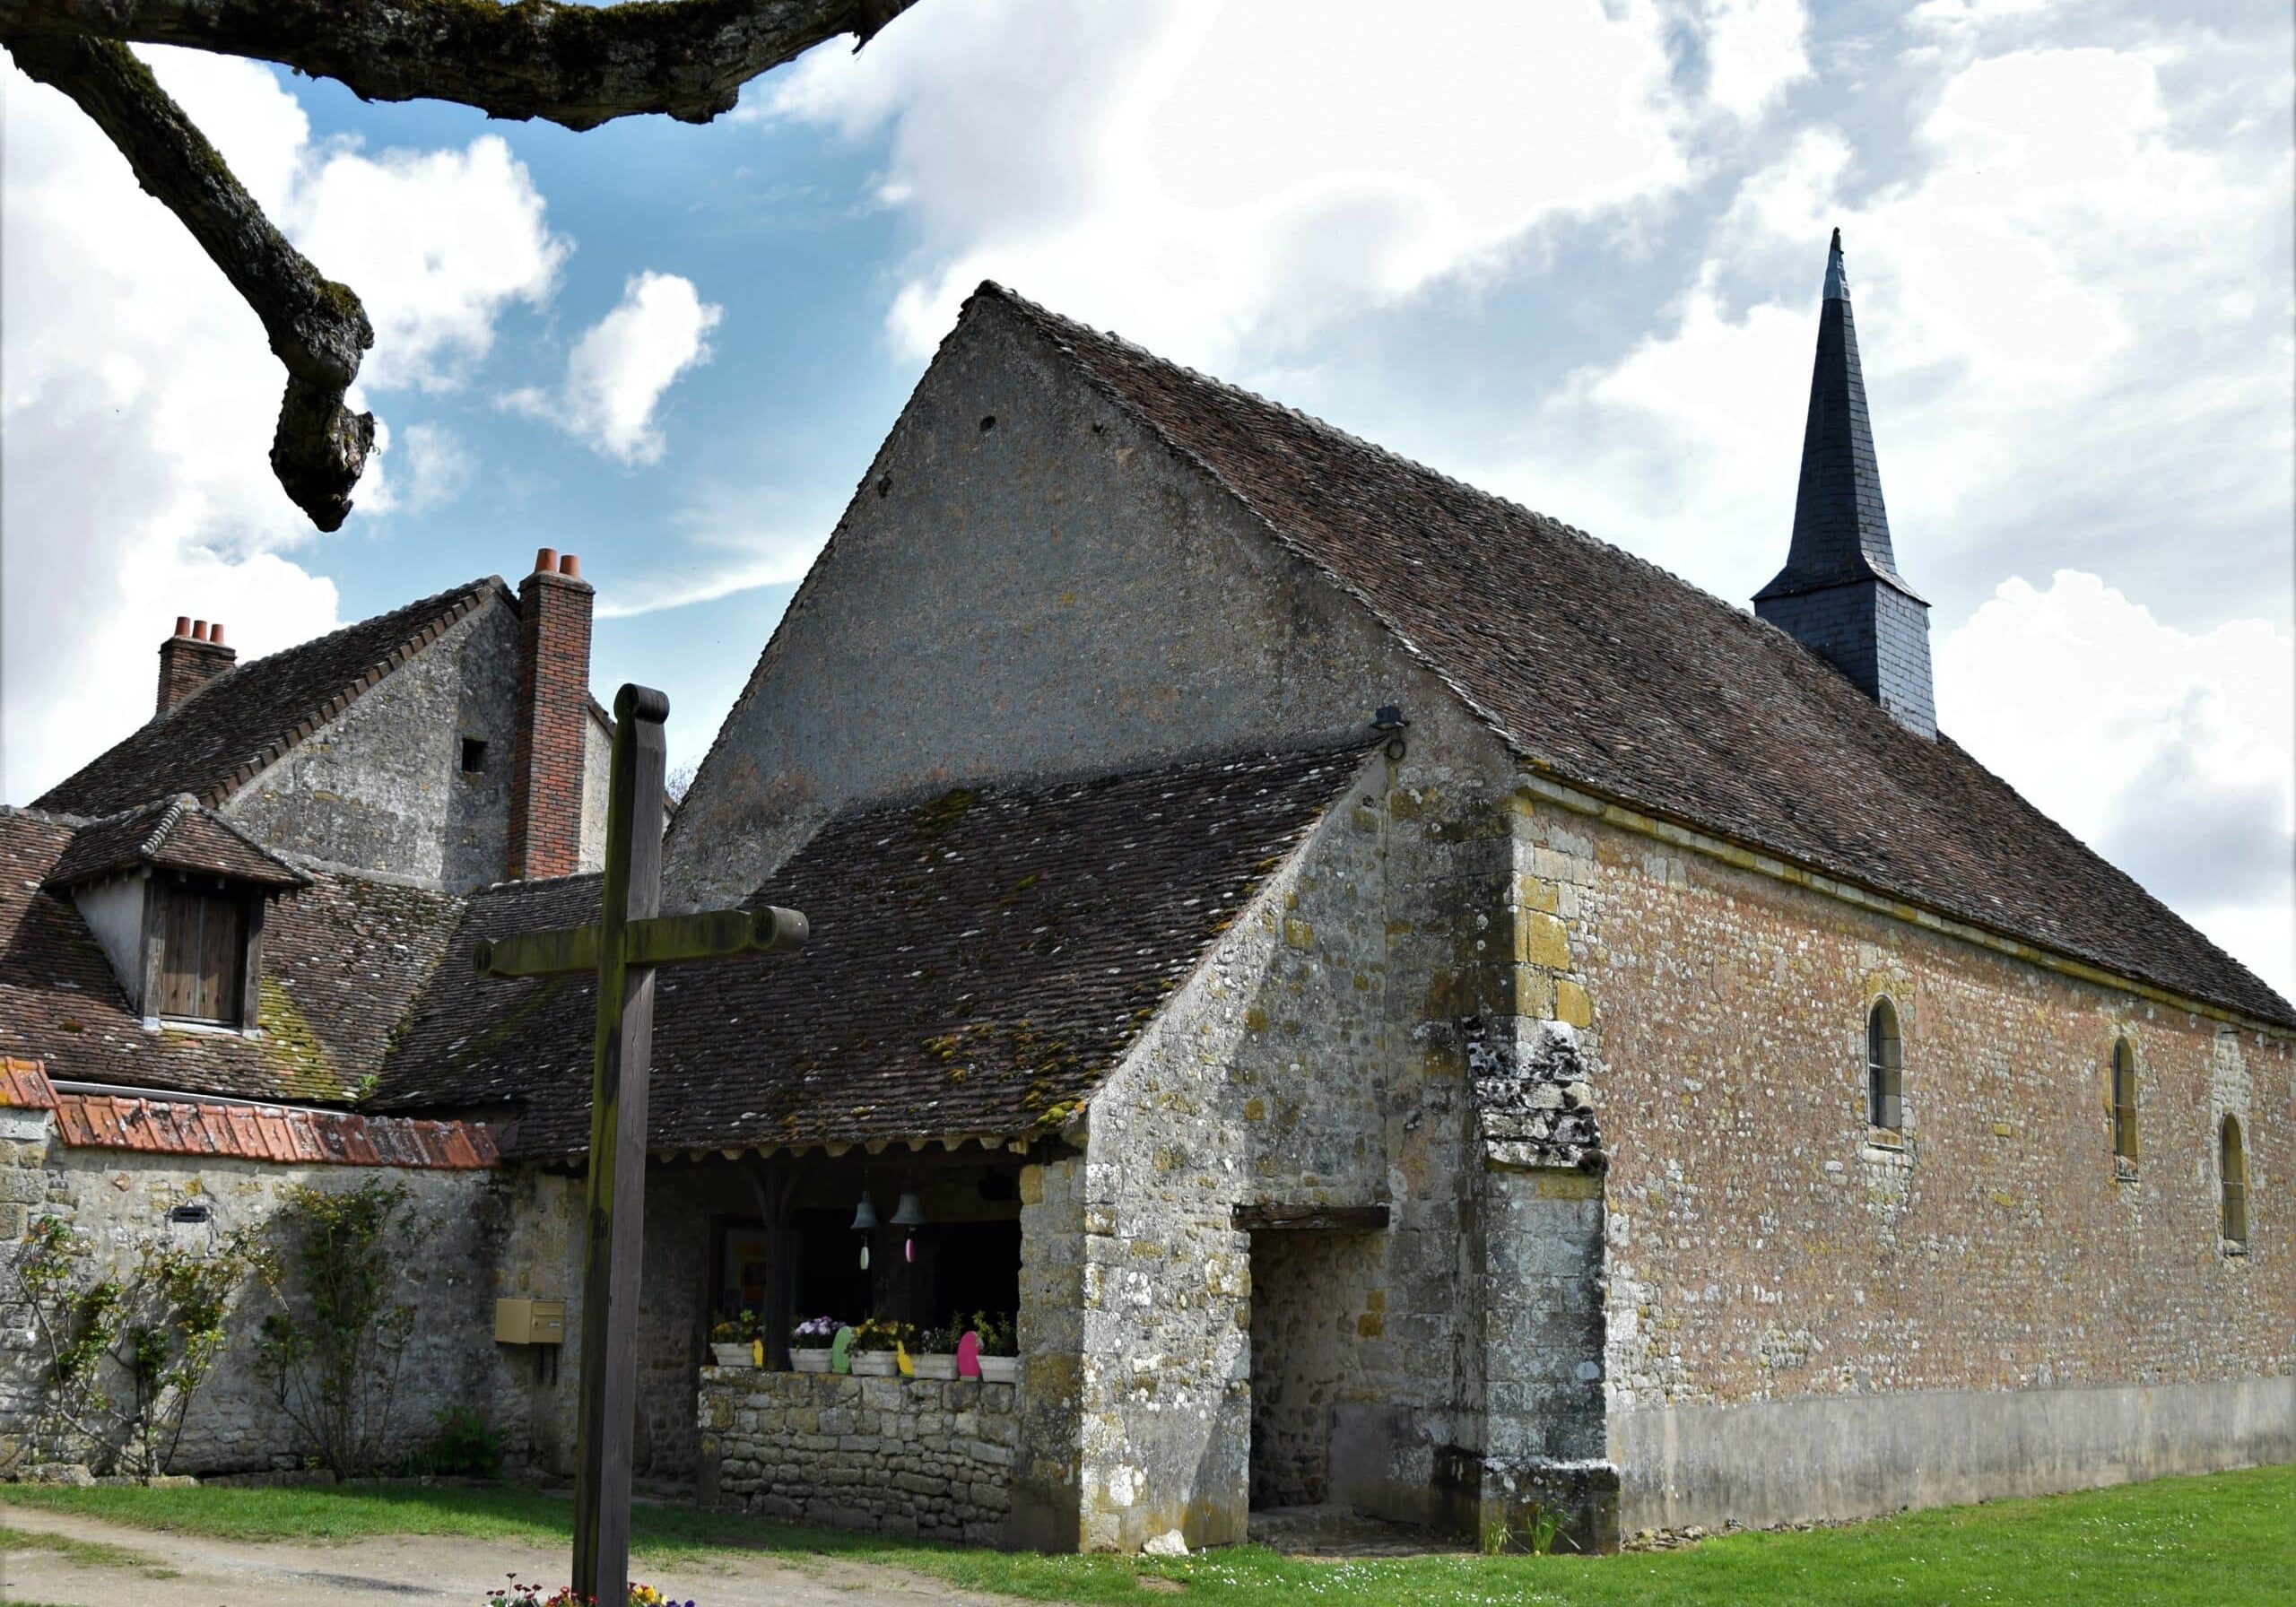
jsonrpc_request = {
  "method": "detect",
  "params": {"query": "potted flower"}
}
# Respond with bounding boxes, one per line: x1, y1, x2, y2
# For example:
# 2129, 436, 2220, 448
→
913, 1325, 960, 1381
709, 1310, 759, 1368
970, 1310, 1019, 1384
848, 1315, 912, 1377
790, 1315, 839, 1373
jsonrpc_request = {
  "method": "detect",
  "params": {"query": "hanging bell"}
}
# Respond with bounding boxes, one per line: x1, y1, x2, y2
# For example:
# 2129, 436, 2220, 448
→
891, 1191, 925, 1228
850, 1192, 880, 1231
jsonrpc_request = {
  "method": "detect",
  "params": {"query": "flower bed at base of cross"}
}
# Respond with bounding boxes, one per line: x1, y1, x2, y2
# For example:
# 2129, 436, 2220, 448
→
485, 1580, 695, 1606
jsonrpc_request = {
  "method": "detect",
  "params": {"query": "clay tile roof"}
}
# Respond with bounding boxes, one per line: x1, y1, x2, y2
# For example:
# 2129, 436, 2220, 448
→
47, 795, 309, 890
43, 1090, 496, 1169
972, 284, 2295, 1030
0, 808, 464, 1103
376, 743, 1371, 1158
30, 578, 507, 819
0, 1059, 57, 1111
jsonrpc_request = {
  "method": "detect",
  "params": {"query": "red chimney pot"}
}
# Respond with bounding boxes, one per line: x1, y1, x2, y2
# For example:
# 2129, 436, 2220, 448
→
534, 547, 558, 577
174, 615, 192, 638
558, 552, 580, 579
208, 623, 226, 647
191, 621, 209, 641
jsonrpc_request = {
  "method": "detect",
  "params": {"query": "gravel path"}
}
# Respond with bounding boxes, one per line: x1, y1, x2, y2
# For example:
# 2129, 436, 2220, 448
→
0, 1504, 1009, 1607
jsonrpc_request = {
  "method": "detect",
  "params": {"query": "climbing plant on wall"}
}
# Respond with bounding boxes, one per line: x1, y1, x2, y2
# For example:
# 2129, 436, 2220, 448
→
14, 1213, 264, 1478
254, 1178, 419, 1479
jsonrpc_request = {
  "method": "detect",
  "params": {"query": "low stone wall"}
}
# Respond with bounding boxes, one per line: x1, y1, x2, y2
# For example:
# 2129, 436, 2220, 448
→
697, 1368, 1017, 1545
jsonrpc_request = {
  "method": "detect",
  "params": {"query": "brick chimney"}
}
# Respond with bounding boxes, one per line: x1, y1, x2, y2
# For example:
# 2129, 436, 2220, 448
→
506, 548, 595, 881
156, 618, 236, 716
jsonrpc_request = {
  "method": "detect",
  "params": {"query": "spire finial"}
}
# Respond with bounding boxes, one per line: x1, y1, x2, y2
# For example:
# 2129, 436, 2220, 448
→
1823, 228, 1848, 301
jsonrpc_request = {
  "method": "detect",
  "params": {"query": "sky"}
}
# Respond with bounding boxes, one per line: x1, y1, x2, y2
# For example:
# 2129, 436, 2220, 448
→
3, 0, 2291, 998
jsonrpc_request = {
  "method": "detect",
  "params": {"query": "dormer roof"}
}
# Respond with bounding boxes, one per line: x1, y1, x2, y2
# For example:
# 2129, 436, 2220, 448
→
46, 795, 309, 891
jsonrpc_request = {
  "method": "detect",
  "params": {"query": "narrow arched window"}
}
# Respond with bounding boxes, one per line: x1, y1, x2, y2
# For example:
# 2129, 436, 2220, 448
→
2220, 1116, 2248, 1247
2109, 1039, 2138, 1167
1866, 999, 1903, 1131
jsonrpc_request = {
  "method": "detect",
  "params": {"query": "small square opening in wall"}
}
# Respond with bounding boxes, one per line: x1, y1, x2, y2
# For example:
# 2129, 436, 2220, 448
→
460, 737, 488, 774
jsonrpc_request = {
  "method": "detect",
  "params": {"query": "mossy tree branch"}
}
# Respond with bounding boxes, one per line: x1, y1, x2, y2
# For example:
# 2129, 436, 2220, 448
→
0, 0, 917, 130
5, 31, 375, 528
0, 0, 918, 528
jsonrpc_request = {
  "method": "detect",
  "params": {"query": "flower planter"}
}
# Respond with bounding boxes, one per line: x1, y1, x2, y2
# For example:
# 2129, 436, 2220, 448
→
791, 1347, 833, 1374
913, 1353, 959, 1380
977, 1355, 1018, 1384
711, 1342, 754, 1368
850, 1351, 899, 1377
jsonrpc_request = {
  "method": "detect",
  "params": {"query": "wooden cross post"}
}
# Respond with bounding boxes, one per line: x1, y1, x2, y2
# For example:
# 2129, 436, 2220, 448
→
474, 684, 805, 1607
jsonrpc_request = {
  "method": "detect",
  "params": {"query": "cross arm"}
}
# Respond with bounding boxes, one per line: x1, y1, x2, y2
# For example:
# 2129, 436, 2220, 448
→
473, 906, 808, 978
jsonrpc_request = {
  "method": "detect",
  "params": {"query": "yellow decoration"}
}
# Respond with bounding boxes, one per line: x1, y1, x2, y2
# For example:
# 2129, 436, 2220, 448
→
896, 1342, 915, 1377
752, 1337, 764, 1368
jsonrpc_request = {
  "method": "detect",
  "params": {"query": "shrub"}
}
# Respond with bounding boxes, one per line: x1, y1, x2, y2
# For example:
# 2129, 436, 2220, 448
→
406, 1405, 503, 1480
968, 1310, 1017, 1358
14, 1212, 262, 1477
849, 1316, 912, 1353
254, 1179, 418, 1479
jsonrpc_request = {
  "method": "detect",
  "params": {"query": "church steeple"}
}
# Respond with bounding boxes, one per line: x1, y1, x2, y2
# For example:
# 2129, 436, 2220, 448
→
1754, 230, 1936, 739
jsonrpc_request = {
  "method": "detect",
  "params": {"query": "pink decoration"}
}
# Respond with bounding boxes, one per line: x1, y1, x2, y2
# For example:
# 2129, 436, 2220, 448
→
955, 1331, 982, 1378
905, 1236, 916, 1264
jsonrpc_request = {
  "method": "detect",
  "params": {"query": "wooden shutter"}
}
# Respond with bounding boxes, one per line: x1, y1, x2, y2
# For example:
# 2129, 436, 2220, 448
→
157, 887, 247, 1022
196, 897, 245, 1021
158, 890, 203, 1018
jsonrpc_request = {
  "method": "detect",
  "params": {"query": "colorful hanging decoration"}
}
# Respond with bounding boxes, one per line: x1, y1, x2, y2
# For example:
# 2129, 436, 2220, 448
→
892, 1188, 924, 1265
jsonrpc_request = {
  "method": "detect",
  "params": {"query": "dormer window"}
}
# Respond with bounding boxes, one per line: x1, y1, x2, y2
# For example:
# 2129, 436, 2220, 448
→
154, 882, 249, 1024
45, 795, 308, 1037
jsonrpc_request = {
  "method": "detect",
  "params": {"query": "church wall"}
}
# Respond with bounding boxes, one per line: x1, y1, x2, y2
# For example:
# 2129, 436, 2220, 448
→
1521, 784, 2296, 1533
0, 1125, 580, 1478
1066, 706, 1524, 1551
665, 297, 1427, 913
221, 599, 526, 892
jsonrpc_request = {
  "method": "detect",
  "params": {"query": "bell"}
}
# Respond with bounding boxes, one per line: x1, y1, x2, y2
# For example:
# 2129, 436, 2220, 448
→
850, 1193, 880, 1231
891, 1191, 925, 1228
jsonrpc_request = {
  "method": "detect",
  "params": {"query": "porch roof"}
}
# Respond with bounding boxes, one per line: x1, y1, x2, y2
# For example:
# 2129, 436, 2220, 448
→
375, 743, 1369, 1159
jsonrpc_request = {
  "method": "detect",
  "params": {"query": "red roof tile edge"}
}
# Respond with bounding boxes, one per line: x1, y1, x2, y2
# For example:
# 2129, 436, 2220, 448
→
27, 1075, 497, 1170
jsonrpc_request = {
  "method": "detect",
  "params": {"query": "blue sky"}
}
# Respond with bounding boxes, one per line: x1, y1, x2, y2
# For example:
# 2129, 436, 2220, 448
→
4, 0, 2291, 995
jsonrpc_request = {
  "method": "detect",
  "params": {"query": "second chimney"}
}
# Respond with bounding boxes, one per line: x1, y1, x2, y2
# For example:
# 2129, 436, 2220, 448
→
156, 618, 237, 716
506, 549, 596, 881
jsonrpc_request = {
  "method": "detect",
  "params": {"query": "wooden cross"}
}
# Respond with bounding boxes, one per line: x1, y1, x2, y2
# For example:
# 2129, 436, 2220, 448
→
474, 683, 805, 1607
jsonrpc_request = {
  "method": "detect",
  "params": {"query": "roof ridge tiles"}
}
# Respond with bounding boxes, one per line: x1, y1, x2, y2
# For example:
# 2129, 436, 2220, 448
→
31, 575, 507, 818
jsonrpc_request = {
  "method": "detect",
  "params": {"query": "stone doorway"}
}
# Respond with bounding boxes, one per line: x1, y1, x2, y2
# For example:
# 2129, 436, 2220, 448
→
1247, 1229, 1359, 1510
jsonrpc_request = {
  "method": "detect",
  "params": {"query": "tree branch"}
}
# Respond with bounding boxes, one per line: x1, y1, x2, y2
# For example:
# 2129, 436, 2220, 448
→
0, 0, 918, 131
5, 33, 374, 528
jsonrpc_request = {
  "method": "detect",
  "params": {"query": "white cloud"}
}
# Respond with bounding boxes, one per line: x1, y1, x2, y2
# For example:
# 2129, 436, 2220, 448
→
508, 272, 722, 465
360, 421, 477, 517
1699, 0, 1811, 120
2, 47, 566, 802
1938, 572, 2293, 1001
1470, 41, 2292, 609
761, 0, 1765, 367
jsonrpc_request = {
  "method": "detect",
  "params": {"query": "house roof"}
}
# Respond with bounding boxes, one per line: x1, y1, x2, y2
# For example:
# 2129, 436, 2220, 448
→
0, 809, 464, 1102
32, 579, 506, 819
374, 743, 1370, 1158
0, 1057, 496, 1168
47, 795, 309, 890
977, 284, 2294, 1029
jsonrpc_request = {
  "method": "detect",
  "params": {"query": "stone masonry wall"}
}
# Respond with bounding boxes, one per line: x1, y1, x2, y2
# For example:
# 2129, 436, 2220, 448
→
0, 1125, 580, 1477
665, 293, 1451, 913
699, 1369, 1016, 1543
1508, 777, 2295, 1531
222, 600, 524, 892
1071, 705, 1518, 1551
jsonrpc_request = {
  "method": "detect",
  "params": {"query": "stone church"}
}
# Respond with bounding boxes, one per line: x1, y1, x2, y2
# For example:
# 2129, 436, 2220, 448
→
1, 236, 2286, 1552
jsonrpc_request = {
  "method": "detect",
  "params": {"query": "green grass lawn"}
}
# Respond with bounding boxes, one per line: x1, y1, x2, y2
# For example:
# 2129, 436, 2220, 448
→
2, 1464, 2288, 1606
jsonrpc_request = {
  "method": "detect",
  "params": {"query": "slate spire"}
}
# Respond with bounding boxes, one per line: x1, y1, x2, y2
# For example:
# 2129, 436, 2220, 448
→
1754, 230, 1936, 739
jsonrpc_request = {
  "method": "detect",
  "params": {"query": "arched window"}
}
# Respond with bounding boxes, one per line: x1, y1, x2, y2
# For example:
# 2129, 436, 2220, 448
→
2109, 1039, 2138, 1167
1866, 999, 1903, 1131
2220, 1116, 2248, 1247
